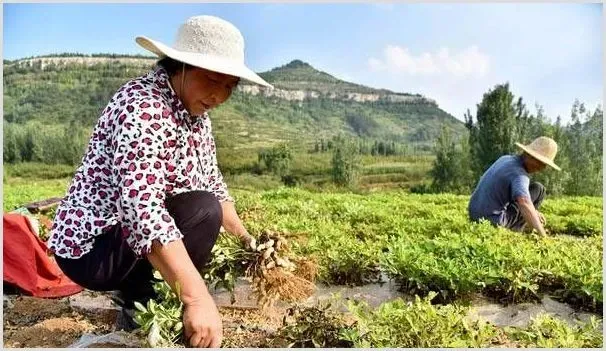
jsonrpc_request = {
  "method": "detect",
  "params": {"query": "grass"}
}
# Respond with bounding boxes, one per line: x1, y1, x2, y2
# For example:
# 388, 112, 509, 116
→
2, 177, 70, 212
3, 162, 77, 180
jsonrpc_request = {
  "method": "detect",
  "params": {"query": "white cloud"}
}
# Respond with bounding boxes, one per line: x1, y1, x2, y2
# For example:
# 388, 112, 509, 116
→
368, 45, 490, 78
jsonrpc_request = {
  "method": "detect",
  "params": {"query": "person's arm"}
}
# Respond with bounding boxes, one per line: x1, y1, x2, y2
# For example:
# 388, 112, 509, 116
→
147, 240, 222, 348
515, 195, 547, 236
221, 201, 254, 245
204, 119, 255, 247
113, 100, 221, 347
510, 174, 545, 236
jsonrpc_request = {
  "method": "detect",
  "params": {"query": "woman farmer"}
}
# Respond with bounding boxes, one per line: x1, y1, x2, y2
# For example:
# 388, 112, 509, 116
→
47, 15, 272, 347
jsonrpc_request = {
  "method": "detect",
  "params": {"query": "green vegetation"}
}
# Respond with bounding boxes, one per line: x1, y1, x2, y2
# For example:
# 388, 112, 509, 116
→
133, 283, 602, 348
346, 293, 602, 348
6, 176, 601, 311
430, 83, 603, 196
274, 302, 355, 348
133, 272, 184, 347
231, 189, 602, 311
3, 177, 70, 212
4, 55, 464, 170
4, 175, 602, 347
347, 293, 502, 347
3, 54, 602, 348
260, 59, 401, 96
504, 313, 603, 348
429, 126, 472, 193
330, 136, 361, 187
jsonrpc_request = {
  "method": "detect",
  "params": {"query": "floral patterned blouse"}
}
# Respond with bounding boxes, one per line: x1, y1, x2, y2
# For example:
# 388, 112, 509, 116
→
47, 66, 233, 259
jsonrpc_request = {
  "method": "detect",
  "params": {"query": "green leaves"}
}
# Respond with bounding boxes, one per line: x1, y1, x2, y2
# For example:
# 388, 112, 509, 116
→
7, 174, 600, 347
245, 188, 602, 309
346, 293, 500, 348
200, 234, 256, 302
133, 273, 185, 347
273, 302, 355, 348
134, 301, 147, 313
345, 293, 602, 348
505, 314, 603, 348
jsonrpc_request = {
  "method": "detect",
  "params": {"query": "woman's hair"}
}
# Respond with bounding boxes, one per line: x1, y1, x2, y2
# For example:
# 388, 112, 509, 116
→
157, 57, 193, 76
157, 57, 241, 88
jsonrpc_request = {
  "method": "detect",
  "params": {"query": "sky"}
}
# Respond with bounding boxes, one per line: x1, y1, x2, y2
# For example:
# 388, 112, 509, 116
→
3, 2, 603, 123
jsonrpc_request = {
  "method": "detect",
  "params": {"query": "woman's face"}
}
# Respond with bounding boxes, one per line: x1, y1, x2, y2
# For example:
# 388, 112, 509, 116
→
176, 66, 240, 116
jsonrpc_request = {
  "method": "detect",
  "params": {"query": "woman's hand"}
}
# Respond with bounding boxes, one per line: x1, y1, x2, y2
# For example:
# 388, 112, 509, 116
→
146, 239, 223, 347
220, 201, 257, 250
240, 233, 257, 251
182, 294, 223, 348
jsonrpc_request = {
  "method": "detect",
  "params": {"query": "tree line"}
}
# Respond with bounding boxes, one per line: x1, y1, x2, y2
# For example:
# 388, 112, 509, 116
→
428, 83, 602, 197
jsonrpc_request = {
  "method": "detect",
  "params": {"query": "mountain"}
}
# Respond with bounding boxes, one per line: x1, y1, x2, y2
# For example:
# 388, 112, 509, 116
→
259, 59, 413, 96
3, 54, 466, 151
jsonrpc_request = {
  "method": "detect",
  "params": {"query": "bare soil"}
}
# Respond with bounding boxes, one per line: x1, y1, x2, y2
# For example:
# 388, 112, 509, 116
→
3, 295, 115, 348
3, 293, 287, 348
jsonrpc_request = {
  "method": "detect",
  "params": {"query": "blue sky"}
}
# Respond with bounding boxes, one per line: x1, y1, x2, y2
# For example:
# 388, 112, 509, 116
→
3, 2, 603, 124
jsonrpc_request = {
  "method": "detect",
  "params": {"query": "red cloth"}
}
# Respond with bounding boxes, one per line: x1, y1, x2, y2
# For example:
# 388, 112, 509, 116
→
3, 213, 83, 297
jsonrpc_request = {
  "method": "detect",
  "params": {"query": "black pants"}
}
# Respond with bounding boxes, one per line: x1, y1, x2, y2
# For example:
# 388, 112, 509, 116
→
502, 182, 545, 231
56, 191, 222, 307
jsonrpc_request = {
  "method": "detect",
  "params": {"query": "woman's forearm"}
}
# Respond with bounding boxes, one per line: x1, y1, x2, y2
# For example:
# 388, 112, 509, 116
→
146, 239, 211, 305
220, 201, 249, 239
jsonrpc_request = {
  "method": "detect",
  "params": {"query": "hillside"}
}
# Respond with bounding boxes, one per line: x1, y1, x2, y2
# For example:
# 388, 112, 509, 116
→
3, 54, 466, 150
258, 59, 423, 97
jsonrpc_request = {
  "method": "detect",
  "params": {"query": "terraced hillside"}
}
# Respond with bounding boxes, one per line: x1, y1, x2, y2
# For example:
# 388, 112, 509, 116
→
4, 55, 466, 150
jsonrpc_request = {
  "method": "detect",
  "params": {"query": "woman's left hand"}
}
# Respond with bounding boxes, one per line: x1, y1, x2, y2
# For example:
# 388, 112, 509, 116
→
221, 201, 257, 250
240, 233, 256, 251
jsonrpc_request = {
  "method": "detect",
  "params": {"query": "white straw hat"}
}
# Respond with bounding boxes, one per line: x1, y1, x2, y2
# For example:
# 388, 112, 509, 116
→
515, 136, 561, 171
136, 15, 272, 88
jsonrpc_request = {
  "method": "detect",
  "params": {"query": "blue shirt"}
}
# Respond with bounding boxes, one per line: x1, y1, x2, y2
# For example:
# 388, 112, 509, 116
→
468, 155, 531, 226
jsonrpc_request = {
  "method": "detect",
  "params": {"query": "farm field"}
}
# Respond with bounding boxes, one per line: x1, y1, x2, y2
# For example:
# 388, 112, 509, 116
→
2, 175, 603, 348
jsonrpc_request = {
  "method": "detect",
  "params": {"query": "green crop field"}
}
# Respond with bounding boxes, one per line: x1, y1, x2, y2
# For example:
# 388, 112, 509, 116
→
3, 172, 602, 348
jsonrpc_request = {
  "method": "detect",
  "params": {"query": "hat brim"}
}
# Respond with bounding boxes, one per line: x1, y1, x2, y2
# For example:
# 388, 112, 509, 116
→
515, 142, 561, 171
136, 36, 273, 89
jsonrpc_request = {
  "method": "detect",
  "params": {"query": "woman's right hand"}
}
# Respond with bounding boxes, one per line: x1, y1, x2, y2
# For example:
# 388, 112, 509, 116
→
182, 294, 223, 348
145, 239, 223, 347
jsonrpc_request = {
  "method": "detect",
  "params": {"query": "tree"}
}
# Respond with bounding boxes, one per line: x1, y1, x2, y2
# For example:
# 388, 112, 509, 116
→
429, 127, 472, 193
530, 114, 569, 196
345, 112, 378, 136
331, 135, 360, 186
258, 143, 293, 178
465, 83, 527, 179
3, 122, 22, 163
563, 102, 602, 196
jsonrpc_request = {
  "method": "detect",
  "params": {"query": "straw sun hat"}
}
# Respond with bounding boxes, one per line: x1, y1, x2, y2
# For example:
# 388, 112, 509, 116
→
515, 136, 561, 171
136, 15, 272, 88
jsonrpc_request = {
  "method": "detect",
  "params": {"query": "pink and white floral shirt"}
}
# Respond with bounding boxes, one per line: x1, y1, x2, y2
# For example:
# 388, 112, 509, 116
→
47, 66, 233, 259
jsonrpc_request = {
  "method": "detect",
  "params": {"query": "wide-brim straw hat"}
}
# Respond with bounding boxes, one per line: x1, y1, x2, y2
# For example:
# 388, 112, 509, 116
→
136, 15, 273, 88
515, 136, 561, 171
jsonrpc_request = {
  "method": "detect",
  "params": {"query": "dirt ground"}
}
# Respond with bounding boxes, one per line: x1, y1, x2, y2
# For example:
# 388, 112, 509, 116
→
4, 287, 599, 348
2, 292, 288, 348
3, 295, 116, 348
